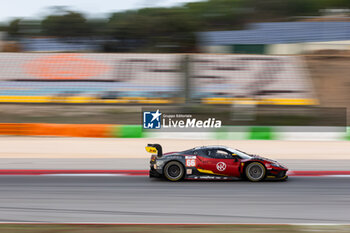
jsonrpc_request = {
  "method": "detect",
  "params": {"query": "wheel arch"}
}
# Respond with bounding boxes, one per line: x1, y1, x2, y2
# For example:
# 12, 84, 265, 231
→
162, 159, 187, 181
162, 159, 186, 174
241, 160, 266, 180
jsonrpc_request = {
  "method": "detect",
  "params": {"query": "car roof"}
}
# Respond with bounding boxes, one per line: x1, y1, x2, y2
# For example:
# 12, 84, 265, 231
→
193, 145, 231, 150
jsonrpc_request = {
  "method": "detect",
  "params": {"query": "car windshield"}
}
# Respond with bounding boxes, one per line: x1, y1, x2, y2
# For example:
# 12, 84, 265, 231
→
227, 148, 252, 159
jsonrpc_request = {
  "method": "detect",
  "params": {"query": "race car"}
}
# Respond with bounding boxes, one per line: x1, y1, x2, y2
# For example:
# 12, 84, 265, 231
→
146, 144, 288, 182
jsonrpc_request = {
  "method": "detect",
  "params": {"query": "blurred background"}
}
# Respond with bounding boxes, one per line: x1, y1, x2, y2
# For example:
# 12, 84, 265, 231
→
1, 0, 350, 226
0, 0, 349, 129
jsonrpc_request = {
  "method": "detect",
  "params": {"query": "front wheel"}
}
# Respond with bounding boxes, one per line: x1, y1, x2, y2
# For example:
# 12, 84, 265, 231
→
245, 162, 266, 182
163, 161, 184, 182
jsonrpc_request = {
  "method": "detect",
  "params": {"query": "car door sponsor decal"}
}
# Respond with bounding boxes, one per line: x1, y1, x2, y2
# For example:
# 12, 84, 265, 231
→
216, 162, 227, 171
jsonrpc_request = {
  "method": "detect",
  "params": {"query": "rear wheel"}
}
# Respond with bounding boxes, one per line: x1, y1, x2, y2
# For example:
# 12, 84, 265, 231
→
245, 162, 266, 182
164, 161, 184, 182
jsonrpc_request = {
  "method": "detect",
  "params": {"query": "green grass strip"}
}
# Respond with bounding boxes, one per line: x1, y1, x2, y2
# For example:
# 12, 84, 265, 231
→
120, 125, 143, 138
249, 126, 274, 140
346, 127, 350, 140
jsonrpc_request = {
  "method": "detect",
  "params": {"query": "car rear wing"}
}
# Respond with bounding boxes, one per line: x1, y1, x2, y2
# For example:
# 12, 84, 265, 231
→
145, 144, 163, 158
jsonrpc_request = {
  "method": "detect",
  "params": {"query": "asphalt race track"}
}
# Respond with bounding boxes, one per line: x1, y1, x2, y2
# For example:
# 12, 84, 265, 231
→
0, 176, 349, 223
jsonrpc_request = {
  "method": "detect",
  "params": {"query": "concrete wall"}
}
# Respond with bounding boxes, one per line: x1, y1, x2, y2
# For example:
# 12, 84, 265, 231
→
268, 41, 350, 55
202, 40, 350, 55
199, 45, 232, 53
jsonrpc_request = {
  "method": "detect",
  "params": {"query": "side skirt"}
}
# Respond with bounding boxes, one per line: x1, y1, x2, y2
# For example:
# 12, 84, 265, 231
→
185, 175, 238, 180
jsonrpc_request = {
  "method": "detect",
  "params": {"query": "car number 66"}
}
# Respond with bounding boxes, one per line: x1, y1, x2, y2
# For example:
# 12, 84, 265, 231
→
186, 159, 196, 167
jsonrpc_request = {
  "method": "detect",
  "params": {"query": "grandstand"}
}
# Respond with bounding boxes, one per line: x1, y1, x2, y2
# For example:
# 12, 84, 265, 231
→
0, 53, 182, 104
0, 53, 316, 105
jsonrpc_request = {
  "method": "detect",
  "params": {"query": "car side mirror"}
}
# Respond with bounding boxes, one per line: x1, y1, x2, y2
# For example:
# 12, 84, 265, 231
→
232, 154, 239, 161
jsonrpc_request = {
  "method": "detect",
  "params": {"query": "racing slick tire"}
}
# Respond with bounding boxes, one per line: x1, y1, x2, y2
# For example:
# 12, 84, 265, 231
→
163, 161, 185, 182
245, 162, 266, 182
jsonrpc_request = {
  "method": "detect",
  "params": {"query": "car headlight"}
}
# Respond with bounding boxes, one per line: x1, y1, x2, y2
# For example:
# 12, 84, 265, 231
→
156, 161, 163, 167
270, 163, 280, 168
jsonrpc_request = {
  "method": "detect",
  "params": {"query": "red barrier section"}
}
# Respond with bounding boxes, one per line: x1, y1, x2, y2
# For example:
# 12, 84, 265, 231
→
0, 170, 149, 176
288, 170, 350, 176
0, 123, 35, 135
0, 123, 114, 138
0, 170, 350, 176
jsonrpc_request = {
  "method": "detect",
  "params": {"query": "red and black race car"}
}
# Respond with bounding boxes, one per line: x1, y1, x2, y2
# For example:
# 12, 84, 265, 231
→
146, 144, 288, 182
